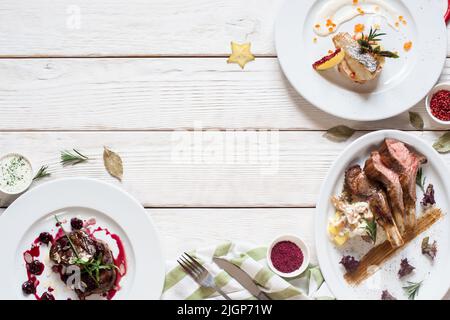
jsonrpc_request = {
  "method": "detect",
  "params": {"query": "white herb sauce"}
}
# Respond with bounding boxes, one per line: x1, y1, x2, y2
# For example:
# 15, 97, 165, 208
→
0, 154, 32, 193
314, 0, 400, 36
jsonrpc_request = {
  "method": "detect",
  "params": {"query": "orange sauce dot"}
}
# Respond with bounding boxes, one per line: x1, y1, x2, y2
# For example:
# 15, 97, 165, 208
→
403, 41, 413, 52
354, 24, 365, 33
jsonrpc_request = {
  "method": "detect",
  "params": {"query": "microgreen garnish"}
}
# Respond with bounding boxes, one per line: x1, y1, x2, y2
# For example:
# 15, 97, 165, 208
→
358, 28, 399, 58
416, 168, 426, 192
74, 254, 118, 286
402, 281, 422, 300
53, 215, 117, 286
33, 165, 51, 181
364, 219, 377, 243
60, 149, 89, 166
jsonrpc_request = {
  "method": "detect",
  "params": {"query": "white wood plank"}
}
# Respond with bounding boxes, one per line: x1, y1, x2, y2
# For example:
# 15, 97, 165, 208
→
0, 0, 279, 56
149, 208, 315, 260
0, 58, 449, 131
0, 131, 449, 207
0, 0, 448, 56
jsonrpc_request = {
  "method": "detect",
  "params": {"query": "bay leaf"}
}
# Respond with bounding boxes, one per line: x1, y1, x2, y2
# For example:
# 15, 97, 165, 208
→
324, 125, 356, 142
103, 147, 123, 181
409, 112, 424, 130
433, 132, 450, 154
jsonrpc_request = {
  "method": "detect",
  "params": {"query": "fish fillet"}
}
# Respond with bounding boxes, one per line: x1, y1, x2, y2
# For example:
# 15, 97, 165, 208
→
333, 33, 385, 84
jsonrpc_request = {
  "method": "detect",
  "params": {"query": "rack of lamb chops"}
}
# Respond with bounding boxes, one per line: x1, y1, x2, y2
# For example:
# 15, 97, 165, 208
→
345, 138, 427, 247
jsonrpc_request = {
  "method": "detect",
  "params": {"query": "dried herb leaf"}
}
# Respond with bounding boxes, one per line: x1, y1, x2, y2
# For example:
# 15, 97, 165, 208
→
103, 147, 123, 181
324, 126, 356, 142
433, 132, 450, 154
409, 112, 424, 131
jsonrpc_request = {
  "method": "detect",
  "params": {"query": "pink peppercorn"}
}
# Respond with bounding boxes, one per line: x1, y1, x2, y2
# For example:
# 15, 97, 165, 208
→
270, 241, 304, 273
430, 90, 450, 122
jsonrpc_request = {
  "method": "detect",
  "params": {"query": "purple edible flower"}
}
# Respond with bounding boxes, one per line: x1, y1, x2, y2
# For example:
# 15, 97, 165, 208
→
421, 184, 436, 207
340, 255, 360, 273
381, 290, 397, 300
398, 258, 415, 278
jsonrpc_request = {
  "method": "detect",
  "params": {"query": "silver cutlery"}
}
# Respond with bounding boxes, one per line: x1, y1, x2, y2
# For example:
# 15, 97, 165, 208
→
213, 257, 271, 300
178, 252, 232, 300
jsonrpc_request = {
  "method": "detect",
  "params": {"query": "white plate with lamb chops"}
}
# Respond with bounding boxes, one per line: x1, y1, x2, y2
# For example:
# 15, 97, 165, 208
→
0, 178, 165, 300
316, 130, 450, 300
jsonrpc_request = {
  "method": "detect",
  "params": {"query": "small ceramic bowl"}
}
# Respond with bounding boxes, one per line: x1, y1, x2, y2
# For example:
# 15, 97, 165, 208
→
425, 82, 450, 125
267, 234, 310, 278
0, 153, 33, 197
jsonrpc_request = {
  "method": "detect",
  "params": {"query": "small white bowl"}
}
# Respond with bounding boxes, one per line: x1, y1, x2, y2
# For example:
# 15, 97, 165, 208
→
267, 234, 310, 278
425, 82, 450, 125
0, 153, 33, 197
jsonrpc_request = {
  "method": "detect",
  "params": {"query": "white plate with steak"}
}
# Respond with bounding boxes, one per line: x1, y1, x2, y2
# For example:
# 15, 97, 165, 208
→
0, 178, 165, 300
316, 130, 450, 300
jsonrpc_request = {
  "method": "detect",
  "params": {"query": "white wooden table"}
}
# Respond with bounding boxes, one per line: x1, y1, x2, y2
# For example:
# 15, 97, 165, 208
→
0, 0, 449, 297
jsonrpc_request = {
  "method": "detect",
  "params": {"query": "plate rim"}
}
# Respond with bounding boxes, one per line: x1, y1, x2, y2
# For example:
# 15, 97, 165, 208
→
275, 0, 448, 121
0, 177, 165, 300
315, 130, 450, 300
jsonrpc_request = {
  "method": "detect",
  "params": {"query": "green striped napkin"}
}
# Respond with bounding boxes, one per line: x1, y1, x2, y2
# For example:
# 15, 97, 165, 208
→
162, 241, 333, 300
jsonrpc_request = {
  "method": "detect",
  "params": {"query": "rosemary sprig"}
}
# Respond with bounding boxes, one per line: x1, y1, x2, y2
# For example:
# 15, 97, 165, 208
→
416, 168, 426, 192
358, 28, 399, 58
60, 149, 89, 166
364, 219, 377, 243
33, 165, 51, 181
403, 281, 422, 300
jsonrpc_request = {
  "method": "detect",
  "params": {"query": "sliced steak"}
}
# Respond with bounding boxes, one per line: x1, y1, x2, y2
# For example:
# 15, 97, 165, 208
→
364, 151, 405, 235
379, 139, 427, 231
345, 165, 403, 247
50, 230, 116, 299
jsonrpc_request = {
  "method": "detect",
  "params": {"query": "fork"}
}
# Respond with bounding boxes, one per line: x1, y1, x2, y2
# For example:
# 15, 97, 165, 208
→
178, 252, 232, 300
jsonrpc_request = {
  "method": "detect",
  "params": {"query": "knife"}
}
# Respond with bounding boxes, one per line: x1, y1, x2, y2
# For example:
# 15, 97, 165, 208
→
213, 257, 271, 300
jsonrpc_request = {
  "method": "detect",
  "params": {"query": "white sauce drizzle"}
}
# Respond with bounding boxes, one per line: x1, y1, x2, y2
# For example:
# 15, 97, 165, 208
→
0, 154, 32, 193
314, 0, 400, 36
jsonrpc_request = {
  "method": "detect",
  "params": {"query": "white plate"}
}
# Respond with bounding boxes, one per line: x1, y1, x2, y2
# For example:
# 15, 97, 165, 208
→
0, 178, 165, 300
275, 0, 448, 121
315, 130, 450, 300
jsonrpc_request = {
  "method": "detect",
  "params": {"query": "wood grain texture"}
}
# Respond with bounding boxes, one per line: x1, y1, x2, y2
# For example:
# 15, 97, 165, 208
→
0, 58, 448, 131
0, 0, 448, 57
0, 131, 448, 207
0, 0, 279, 57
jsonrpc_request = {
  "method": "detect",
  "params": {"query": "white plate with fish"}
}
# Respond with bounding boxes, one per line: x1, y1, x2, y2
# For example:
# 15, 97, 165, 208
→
0, 178, 165, 300
315, 130, 450, 300
275, 0, 448, 121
